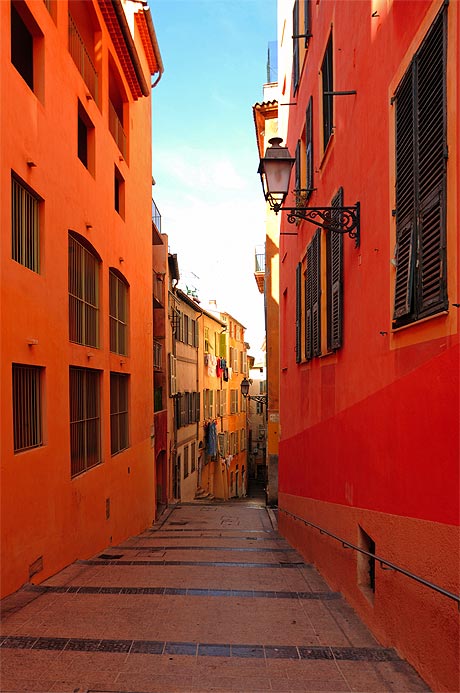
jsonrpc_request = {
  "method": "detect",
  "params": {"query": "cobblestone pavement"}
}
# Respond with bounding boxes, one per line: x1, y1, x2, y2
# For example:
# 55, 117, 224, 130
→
0, 492, 430, 692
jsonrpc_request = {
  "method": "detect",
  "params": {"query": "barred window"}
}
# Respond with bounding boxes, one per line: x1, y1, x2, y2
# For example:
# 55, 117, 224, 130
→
110, 372, 129, 455
109, 269, 128, 355
68, 234, 99, 347
12, 364, 43, 453
70, 367, 101, 477
12, 175, 40, 273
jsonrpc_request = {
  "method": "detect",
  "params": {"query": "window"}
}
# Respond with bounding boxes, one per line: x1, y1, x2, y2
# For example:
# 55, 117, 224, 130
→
321, 34, 333, 150
110, 372, 129, 455
114, 167, 125, 218
109, 270, 128, 355
393, 8, 447, 327
169, 354, 177, 395
305, 229, 321, 359
327, 189, 344, 350
10, 1, 43, 98
12, 364, 43, 453
230, 389, 238, 414
184, 445, 189, 478
240, 429, 246, 451
11, 2, 33, 89
11, 174, 40, 273
68, 7, 98, 100
68, 234, 99, 347
303, 0, 311, 45
191, 442, 196, 473
175, 392, 200, 428
204, 327, 210, 353
305, 97, 314, 199
77, 101, 95, 173
70, 366, 101, 477
109, 58, 127, 157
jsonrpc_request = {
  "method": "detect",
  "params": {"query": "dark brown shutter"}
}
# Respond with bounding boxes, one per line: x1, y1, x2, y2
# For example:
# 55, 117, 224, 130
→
305, 97, 313, 199
305, 248, 313, 361
311, 230, 321, 357
327, 188, 344, 350
295, 140, 301, 206
394, 222, 415, 319
293, 0, 300, 93
393, 7, 447, 324
295, 262, 302, 363
304, 0, 311, 45
416, 9, 447, 317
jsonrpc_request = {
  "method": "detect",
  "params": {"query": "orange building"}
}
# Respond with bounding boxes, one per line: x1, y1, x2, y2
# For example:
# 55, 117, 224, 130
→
1, 0, 163, 598
274, 1, 459, 690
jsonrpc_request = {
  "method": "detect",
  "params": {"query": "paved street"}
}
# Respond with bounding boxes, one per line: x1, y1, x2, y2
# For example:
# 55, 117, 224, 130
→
0, 489, 430, 692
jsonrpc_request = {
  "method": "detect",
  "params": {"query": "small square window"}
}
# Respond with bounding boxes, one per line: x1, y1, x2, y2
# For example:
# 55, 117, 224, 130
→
10, 1, 44, 99
77, 101, 95, 173
12, 364, 43, 453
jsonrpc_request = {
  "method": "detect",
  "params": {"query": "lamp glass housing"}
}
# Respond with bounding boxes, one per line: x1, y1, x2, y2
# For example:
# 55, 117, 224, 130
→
240, 377, 250, 397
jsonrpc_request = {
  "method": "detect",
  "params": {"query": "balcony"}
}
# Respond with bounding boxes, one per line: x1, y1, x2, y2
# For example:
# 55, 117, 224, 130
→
68, 14, 98, 101
254, 246, 265, 294
152, 199, 162, 235
109, 100, 127, 158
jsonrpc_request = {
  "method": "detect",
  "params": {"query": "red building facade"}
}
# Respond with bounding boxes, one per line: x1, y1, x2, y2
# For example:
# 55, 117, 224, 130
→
276, 1, 459, 690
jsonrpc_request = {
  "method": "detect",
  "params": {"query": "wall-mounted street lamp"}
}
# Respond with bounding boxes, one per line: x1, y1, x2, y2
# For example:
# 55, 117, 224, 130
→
240, 377, 267, 406
258, 137, 360, 247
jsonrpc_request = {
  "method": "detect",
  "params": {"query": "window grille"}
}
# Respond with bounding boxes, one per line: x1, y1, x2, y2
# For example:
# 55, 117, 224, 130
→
109, 100, 127, 157
12, 364, 43, 453
12, 176, 40, 272
153, 340, 163, 371
68, 234, 99, 347
70, 367, 101, 477
109, 270, 128, 355
110, 372, 129, 455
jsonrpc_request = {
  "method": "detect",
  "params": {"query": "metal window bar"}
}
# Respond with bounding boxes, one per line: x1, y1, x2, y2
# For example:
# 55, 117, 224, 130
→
152, 198, 162, 233
12, 177, 39, 272
279, 508, 460, 607
69, 236, 99, 347
70, 367, 101, 477
12, 365, 42, 453
68, 13, 98, 101
109, 271, 127, 355
153, 340, 163, 371
108, 100, 127, 158
110, 373, 129, 455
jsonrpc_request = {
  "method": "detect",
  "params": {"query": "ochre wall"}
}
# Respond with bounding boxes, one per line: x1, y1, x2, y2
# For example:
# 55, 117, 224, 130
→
1, 0, 155, 597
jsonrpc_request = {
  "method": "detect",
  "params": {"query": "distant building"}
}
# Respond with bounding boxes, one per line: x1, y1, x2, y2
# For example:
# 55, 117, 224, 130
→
1, 0, 163, 598
275, 1, 459, 691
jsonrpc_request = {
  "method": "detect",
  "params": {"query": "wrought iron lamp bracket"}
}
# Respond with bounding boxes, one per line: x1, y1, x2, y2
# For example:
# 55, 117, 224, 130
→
246, 394, 267, 406
273, 202, 361, 248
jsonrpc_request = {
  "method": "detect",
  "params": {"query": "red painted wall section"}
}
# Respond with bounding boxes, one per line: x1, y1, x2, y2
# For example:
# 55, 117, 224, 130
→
280, 341, 459, 525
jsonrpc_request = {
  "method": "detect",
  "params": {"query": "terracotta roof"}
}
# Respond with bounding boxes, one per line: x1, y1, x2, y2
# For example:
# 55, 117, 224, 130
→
135, 8, 164, 84
252, 100, 278, 158
98, 0, 148, 100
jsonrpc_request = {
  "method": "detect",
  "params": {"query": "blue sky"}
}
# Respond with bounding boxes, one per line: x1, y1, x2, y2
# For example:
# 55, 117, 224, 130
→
149, 0, 277, 353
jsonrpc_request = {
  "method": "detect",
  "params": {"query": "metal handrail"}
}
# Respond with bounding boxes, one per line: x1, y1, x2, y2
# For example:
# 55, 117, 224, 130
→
152, 199, 162, 233
279, 507, 460, 607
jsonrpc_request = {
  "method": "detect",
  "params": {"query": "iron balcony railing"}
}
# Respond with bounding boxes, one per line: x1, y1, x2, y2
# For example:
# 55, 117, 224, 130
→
255, 247, 265, 273
109, 101, 127, 158
68, 14, 98, 101
279, 508, 460, 608
152, 199, 161, 233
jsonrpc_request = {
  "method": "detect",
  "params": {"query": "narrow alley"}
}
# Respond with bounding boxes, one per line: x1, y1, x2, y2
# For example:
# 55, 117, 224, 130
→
0, 487, 430, 693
